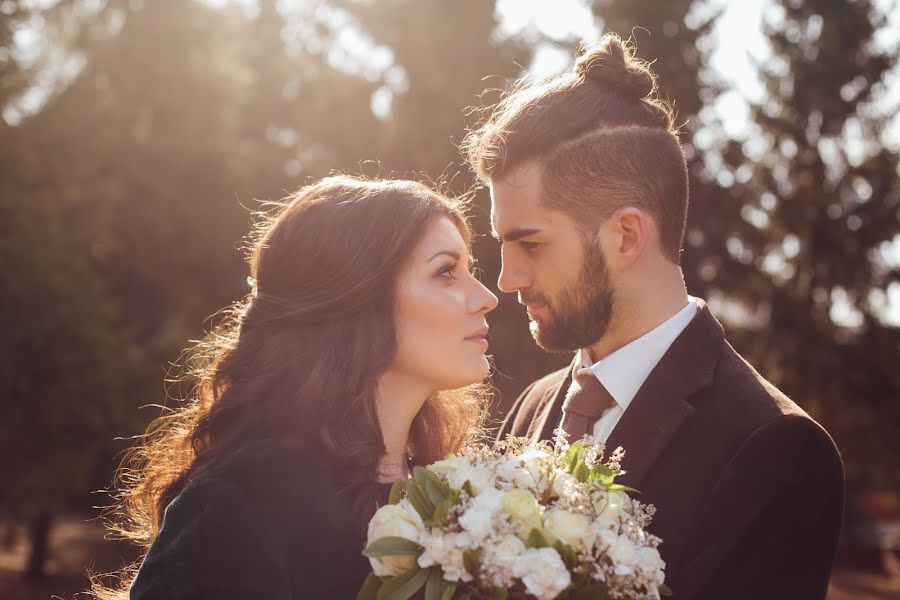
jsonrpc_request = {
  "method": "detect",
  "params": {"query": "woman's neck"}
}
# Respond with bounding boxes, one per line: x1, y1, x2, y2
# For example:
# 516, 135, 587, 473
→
374, 371, 430, 483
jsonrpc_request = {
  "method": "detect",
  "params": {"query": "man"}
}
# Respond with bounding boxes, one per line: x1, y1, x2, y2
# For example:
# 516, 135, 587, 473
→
464, 34, 844, 599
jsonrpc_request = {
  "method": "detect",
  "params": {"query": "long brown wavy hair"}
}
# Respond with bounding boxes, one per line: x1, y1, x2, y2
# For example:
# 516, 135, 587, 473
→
91, 176, 487, 598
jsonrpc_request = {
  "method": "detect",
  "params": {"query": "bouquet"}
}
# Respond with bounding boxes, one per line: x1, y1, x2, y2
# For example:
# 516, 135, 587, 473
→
359, 431, 670, 600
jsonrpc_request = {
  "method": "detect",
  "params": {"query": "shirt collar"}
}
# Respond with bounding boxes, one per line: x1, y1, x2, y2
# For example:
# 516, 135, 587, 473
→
577, 297, 698, 410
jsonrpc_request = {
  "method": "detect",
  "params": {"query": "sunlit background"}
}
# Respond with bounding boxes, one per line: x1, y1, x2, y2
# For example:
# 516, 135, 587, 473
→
1, 0, 899, 598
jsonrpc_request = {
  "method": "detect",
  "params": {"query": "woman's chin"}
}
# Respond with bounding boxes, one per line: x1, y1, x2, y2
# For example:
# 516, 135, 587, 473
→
438, 358, 491, 390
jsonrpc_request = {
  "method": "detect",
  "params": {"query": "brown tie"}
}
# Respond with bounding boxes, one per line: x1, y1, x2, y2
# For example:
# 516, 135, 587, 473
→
559, 365, 616, 440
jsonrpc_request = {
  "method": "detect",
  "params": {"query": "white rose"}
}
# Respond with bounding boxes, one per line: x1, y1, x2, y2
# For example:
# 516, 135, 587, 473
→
551, 472, 578, 497
366, 501, 423, 576
501, 489, 544, 540
594, 489, 629, 521
512, 547, 572, 600
428, 455, 470, 476
543, 508, 592, 551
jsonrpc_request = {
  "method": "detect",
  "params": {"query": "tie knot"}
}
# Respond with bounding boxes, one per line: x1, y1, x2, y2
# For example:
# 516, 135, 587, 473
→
564, 366, 615, 419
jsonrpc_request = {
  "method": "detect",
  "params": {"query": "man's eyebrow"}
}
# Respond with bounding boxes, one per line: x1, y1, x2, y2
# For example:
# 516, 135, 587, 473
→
494, 227, 542, 243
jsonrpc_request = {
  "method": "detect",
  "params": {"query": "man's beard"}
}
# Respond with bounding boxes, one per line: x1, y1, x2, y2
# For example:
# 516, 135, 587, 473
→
523, 237, 615, 353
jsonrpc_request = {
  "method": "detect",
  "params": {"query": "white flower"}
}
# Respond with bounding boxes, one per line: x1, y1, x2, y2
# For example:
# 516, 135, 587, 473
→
637, 546, 666, 580
543, 508, 592, 551
366, 501, 424, 576
606, 534, 639, 576
482, 534, 527, 587
428, 455, 470, 476
495, 458, 538, 491
512, 547, 572, 600
447, 463, 497, 495
594, 490, 629, 521
551, 472, 578, 497
418, 530, 473, 582
458, 489, 504, 542
501, 489, 543, 540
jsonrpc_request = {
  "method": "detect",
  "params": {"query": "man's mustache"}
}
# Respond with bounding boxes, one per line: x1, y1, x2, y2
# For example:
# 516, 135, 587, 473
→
519, 291, 550, 306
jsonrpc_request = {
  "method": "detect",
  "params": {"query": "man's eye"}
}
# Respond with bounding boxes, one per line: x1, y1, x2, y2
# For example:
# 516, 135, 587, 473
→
520, 241, 540, 252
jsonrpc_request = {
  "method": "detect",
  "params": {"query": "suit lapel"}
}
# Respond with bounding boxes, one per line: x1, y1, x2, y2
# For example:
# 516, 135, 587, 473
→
606, 300, 724, 488
528, 357, 576, 444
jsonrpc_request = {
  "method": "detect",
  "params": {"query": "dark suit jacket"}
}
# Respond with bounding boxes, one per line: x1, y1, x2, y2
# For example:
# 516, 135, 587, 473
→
130, 440, 383, 600
499, 299, 844, 599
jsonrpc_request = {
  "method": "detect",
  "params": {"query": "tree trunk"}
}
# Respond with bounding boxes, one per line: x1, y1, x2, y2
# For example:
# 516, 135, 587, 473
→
23, 511, 52, 581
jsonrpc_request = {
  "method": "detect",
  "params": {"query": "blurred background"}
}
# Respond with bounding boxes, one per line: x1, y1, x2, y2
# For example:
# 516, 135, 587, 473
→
1, 0, 898, 598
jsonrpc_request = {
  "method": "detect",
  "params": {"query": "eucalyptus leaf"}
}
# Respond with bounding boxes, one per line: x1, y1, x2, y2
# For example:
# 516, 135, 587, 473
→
462, 548, 482, 578
659, 584, 673, 597
526, 528, 550, 549
439, 581, 457, 600
424, 568, 443, 600
356, 572, 382, 600
406, 481, 435, 520
388, 480, 406, 505
553, 540, 578, 570
376, 567, 428, 600
571, 583, 610, 600
363, 536, 423, 558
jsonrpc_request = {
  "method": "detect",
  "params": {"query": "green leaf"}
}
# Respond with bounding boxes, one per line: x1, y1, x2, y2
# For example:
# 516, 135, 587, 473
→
486, 587, 508, 600
439, 581, 457, 600
377, 567, 428, 600
573, 460, 590, 483
571, 583, 610, 599
462, 480, 476, 497
424, 568, 443, 600
565, 440, 584, 474
588, 464, 616, 486
363, 536, 423, 558
388, 480, 406, 505
552, 540, 578, 570
406, 481, 435, 520
462, 548, 482, 578
427, 496, 456, 527
659, 584, 673, 597
526, 528, 550, 549
413, 466, 430, 489
606, 483, 641, 494
422, 468, 453, 505
356, 572, 383, 600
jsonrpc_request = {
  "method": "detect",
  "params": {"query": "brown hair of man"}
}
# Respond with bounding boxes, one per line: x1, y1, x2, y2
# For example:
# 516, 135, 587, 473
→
463, 33, 689, 263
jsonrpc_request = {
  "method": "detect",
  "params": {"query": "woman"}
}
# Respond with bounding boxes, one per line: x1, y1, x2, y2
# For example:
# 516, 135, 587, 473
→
92, 176, 498, 599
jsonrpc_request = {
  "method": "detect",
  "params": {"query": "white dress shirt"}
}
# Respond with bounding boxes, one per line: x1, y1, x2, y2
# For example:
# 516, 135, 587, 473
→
575, 297, 698, 443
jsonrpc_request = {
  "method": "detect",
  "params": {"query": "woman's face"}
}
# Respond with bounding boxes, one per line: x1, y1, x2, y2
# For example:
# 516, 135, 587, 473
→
391, 216, 499, 392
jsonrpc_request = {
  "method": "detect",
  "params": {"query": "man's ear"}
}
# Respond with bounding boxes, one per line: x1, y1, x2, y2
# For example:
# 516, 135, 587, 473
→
604, 207, 648, 267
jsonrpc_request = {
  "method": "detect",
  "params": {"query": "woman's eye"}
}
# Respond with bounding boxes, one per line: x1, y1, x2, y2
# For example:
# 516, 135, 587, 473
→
439, 263, 457, 278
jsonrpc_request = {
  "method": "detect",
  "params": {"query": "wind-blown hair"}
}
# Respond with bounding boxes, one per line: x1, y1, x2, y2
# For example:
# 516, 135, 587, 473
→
91, 175, 487, 598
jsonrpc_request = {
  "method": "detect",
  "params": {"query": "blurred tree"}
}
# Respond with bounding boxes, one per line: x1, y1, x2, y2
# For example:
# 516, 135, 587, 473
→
334, 0, 540, 411
716, 0, 900, 489
586, 1, 756, 302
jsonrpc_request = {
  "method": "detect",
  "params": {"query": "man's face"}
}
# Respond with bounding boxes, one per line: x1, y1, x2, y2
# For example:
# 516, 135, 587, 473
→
490, 161, 616, 353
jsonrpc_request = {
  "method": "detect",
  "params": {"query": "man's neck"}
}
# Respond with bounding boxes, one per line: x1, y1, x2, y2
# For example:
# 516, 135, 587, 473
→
589, 273, 689, 362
